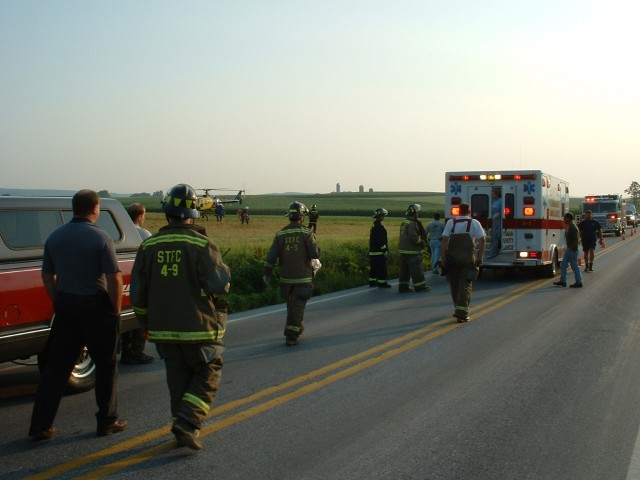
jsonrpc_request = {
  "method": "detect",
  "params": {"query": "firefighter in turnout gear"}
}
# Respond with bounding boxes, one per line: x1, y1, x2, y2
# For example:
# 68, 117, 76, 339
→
131, 184, 230, 450
440, 202, 485, 322
398, 204, 431, 292
369, 208, 391, 288
308, 204, 319, 232
264, 201, 321, 346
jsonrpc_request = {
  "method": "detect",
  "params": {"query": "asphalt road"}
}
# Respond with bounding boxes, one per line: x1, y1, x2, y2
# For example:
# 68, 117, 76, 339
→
2, 232, 640, 479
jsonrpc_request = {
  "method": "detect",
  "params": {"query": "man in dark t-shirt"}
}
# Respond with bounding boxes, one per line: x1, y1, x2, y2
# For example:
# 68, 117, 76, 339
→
578, 210, 603, 272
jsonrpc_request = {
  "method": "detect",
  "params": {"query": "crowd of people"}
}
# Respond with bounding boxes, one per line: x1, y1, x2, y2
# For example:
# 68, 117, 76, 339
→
31, 187, 604, 451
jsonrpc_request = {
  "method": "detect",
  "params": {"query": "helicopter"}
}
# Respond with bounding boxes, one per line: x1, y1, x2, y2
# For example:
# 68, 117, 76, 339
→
196, 188, 244, 220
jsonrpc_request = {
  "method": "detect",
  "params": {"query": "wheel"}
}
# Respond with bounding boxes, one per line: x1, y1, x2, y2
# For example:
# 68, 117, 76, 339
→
38, 346, 97, 395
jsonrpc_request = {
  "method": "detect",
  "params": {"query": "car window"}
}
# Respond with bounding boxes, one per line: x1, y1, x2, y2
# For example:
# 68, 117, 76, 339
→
0, 210, 64, 248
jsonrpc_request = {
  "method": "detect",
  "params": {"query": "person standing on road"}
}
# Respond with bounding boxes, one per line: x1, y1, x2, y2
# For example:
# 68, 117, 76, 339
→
263, 201, 321, 346
577, 210, 604, 272
425, 212, 445, 274
398, 204, 431, 293
131, 184, 231, 450
120, 203, 154, 365
554, 212, 583, 288
29, 189, 128, 441
308, 205, 319, 233
440, 203, 486, 322
368, 207, 391, 288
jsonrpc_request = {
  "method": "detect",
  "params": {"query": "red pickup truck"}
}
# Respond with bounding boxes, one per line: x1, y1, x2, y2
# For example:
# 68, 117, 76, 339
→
0, 196, 142, 393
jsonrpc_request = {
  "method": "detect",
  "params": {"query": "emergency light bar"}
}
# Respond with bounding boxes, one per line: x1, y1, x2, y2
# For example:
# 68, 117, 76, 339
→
449, 173, 537, 181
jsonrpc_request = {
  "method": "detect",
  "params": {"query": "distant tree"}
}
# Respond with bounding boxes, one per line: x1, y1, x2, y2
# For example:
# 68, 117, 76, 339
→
98, 190, 111, 198
153, 190, 164, 197
130, 192, 151, 197
625, 181, 640, 205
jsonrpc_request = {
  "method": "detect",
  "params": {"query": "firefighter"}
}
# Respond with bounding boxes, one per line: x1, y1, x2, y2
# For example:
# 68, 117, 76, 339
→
308, 204, 319, 232
131, 184, 230, 450
398, 204, 431, 292
369, 207, 391, 288
440, 202, 486, 322
263, 201, 321, 346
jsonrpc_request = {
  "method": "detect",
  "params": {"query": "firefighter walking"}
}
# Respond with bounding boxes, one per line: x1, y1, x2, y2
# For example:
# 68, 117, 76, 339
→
369, 208, 391, 288
264, 202, 321, 346
398, 204, 431, 292
131, 184, 231, 450
440, 202, 486, 322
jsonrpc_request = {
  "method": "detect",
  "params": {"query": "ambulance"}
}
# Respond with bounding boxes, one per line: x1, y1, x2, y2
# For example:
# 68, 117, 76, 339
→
444, 170, 571, 277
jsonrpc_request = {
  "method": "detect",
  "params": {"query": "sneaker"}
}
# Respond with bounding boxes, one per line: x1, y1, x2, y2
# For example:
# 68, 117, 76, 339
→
172, 424, 202, 450
569, 283, 583, 288
121, 353, 154, 365
29, 426, 56, 442
97, 418, 128, 437
553, 281, 567, 287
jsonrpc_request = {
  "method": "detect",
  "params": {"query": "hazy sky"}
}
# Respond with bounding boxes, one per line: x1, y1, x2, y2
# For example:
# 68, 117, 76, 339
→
2, 1, 639, 196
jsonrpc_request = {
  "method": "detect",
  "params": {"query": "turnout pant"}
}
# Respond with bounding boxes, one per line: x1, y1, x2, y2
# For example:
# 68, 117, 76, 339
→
160, 343, 223, 430
281, 283, 312, 339
447, 262, 478, 315
399, 254, 427, 290
369, 254, 388, 285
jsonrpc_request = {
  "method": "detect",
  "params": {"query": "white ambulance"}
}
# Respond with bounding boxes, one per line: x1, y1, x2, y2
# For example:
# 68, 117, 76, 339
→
444, 170, 571, 277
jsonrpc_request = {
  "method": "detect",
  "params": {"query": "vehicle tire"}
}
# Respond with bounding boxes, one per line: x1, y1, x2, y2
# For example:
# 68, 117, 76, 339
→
38, 345, 97, 395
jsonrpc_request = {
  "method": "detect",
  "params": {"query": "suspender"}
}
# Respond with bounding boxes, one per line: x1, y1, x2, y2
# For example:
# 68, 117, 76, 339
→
452, 218, 472, 233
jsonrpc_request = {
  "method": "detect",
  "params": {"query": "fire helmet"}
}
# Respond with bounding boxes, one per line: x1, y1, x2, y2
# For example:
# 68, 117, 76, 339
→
162, 184, 200, 219
286, 201, 309, 220
373, 207, 388, 218
406, 204, 421, 217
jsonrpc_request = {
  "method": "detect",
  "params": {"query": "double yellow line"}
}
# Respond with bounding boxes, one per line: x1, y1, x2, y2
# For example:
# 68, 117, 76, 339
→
26, 262, 606, 479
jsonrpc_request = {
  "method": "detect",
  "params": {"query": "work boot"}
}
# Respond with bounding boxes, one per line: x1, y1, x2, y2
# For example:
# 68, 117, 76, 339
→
378, 283, 392, 288
569, 283, 583, 288
398, 287, 414, 293
414, 286, 432, 292
285, 336, 299, 346
172, 423, 202, 450
589, 264, 594, 272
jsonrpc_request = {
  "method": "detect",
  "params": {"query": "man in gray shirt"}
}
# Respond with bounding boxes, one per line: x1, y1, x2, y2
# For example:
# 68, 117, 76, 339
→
29, 189, 128, 441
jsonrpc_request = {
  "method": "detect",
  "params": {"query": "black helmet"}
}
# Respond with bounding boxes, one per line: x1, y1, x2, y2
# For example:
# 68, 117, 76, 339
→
286, 201, 309, 220
406, 204, 421, 217
373, 207, 388, 218
162, 184, 200, 219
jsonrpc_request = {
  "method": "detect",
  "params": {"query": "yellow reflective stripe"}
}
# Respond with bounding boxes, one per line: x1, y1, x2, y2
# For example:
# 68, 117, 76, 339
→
276, 227, 309, 236
183, 392, 210, 413
142, 233, 208, 249
399, 249, 422, 254
280, 277, 313, 284
133, 306, 148, 315
148, 330, 224, 342
369, 251, 385, 256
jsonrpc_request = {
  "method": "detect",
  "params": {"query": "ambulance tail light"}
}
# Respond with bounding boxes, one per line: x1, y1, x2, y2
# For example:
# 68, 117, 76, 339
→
523, 207, 535, 216
517, 251, 541, 259
450, 206, 461, 216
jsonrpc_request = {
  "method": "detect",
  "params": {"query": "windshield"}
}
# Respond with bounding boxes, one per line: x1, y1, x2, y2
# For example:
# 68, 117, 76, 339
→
582, 202, 617, 214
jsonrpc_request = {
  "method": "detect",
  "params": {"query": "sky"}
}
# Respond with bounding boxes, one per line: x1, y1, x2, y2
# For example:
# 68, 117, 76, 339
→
2, 1, 639, 197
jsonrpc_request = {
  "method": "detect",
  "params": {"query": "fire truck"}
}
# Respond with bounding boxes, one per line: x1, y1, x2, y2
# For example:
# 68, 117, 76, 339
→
581, 194, 626, 237
444, 170, 570, 277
